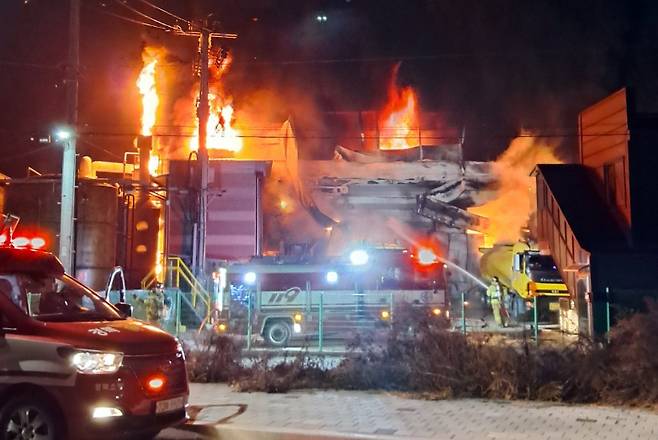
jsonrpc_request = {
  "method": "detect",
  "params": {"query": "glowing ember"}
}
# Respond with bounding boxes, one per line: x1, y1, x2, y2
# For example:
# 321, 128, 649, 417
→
136, 48, 161, 136
379, 65, 420, 150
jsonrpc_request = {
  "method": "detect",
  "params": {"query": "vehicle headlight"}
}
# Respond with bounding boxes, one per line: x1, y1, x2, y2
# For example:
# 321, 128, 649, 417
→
71, 350, 123, 374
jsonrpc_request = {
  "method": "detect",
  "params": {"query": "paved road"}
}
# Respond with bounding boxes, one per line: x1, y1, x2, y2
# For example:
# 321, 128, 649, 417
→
159, 384, 658, 439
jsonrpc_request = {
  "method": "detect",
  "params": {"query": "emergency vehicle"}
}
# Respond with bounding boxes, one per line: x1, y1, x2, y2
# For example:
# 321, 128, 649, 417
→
220, 247, 449, 347
0, 215, 188, 439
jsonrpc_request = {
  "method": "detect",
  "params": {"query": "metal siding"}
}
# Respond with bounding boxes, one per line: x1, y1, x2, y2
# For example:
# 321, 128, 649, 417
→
578, 88, 631, 225
167, 160, 268, 262
205, 161, 259, 261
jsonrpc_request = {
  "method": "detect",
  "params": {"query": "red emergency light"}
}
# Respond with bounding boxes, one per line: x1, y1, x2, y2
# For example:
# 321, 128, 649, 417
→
417, 248, 438, 266
0, 234, 46, 249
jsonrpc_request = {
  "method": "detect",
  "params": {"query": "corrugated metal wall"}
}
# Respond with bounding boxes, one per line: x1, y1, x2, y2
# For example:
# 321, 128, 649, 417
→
167, 160, 269, 263
578, 88, 631, 225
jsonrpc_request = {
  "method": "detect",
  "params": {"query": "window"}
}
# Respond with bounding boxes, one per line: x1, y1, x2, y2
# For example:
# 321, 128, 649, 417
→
0, 273, 122, 323
603, 162, 617, 206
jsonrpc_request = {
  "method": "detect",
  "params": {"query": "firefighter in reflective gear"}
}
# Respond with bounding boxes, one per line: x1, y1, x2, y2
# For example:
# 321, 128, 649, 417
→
145, 282, 165, 324
486, 277, 507, 327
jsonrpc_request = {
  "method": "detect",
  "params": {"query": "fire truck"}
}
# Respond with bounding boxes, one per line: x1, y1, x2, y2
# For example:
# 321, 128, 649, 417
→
217, 246, 449, 347
0, 215, 188, 439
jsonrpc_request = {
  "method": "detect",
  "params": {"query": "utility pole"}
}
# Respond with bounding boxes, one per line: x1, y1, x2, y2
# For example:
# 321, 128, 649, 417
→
59, 0, 79, 274
196, 24, 210, 276
172, 20, 236, 276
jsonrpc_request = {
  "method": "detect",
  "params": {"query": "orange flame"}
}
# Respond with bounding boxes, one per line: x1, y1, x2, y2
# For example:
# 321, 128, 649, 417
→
190, 95, 243, 152
468, 133, 562, 244
379, 65, 420, 150
136, 48, 162, 136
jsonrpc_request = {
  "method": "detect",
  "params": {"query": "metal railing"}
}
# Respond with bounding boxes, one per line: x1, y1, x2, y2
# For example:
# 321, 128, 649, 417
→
140, 257, 212, 326
230, 289, 440, 352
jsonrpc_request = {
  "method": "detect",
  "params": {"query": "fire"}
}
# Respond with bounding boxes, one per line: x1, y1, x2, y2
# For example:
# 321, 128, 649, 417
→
136, 48, 162, 136
190, 96, 243, 152
379, 65, 420, 150
468, 133, 561, 244
148, 154, 160, 176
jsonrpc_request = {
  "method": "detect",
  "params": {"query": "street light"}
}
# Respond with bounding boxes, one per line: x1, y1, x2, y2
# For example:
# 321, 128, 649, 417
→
53, 126, 76, 274
54, 128, 73, 142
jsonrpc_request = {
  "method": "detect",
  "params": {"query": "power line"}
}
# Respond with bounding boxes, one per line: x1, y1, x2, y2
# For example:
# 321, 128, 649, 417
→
0, 145, 53, 164
93, 6, 171, 30
135, 0, 190, 26
77, 138, 124, 160
74, 131, 631, 140
112, 0, 178, 31
0, 60, 61, 70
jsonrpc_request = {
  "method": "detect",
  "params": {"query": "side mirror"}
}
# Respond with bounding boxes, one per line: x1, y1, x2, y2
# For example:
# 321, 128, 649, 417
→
513, 254, 522, 272
114, 302, 132, 318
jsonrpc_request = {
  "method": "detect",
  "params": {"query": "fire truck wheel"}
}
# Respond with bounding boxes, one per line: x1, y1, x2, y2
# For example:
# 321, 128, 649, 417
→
0, 394, 62, 440
264, 320, 292, 347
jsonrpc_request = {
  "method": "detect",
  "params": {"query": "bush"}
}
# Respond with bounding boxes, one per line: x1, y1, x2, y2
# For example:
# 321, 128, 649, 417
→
183, 333, 244, 383
183, 301, 658, 406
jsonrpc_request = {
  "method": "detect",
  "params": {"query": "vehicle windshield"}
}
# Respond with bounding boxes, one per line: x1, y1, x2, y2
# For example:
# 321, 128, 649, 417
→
0, 272, 123, 322
526, 254, 558, 272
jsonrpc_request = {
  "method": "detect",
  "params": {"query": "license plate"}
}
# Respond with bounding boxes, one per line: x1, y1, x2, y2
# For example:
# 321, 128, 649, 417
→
156, 396, 185, 414
549, 302, 560, 311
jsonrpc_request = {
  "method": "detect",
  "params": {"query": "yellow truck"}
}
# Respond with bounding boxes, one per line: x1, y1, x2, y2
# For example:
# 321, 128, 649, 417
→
480, 242, 569, 322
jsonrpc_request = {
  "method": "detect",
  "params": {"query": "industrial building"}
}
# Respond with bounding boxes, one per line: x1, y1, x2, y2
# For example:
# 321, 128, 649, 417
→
535, 88, 658, 336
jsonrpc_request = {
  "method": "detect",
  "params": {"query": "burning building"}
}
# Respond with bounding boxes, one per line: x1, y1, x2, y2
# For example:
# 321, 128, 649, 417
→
0, 42, 524, 307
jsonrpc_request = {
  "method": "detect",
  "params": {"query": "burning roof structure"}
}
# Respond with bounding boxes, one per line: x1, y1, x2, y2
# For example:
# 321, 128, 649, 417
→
130, 43, 556, 297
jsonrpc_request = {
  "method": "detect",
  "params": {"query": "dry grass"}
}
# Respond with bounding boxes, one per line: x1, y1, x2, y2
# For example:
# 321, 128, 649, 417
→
184, 301, 658, 406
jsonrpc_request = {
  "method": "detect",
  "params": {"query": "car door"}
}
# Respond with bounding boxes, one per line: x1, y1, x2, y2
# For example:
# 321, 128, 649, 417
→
0, 277, 74, 387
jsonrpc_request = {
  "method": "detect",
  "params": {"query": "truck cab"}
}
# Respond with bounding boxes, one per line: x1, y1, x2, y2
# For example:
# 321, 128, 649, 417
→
0, 245, 188, 439
511, 249, 568, 299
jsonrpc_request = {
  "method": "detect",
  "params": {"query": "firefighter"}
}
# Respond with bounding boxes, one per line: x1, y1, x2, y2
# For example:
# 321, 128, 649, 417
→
486, 276, 508, 327
145, 282, 166, 325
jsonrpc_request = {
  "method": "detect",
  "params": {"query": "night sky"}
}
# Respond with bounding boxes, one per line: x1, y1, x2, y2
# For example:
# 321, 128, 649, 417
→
1, 0, 658, 176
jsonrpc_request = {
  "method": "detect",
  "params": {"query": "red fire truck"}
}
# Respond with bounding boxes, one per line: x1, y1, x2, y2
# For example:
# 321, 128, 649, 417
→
221, 247, 448, 347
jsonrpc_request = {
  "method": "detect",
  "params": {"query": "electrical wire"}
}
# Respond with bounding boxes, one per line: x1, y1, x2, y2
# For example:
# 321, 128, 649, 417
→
74, 131, 631, 140
77, 138, 124, 160
93, 7, 172, 31
135, 0, 190, 26
112, 0, 178, 31
0, 60, 60, 70
0, 145, 53, 164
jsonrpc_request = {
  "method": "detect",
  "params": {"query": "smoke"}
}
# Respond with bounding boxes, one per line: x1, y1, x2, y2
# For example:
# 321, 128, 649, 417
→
468, 132, 562, 244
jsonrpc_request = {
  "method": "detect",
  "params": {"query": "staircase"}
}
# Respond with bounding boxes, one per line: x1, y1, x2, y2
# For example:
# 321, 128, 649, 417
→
142, 257, 213, 332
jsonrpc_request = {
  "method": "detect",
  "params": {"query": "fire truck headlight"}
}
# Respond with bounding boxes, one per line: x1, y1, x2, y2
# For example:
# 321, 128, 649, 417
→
432, 307, 441, 316
293, 323, 302, 333
350, 249, 369, 266
293, 313, 303, 323
244, 271, 257, 285
380, 310, 390, 320
71, 351, 123, 374
326, 271, 338, 284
